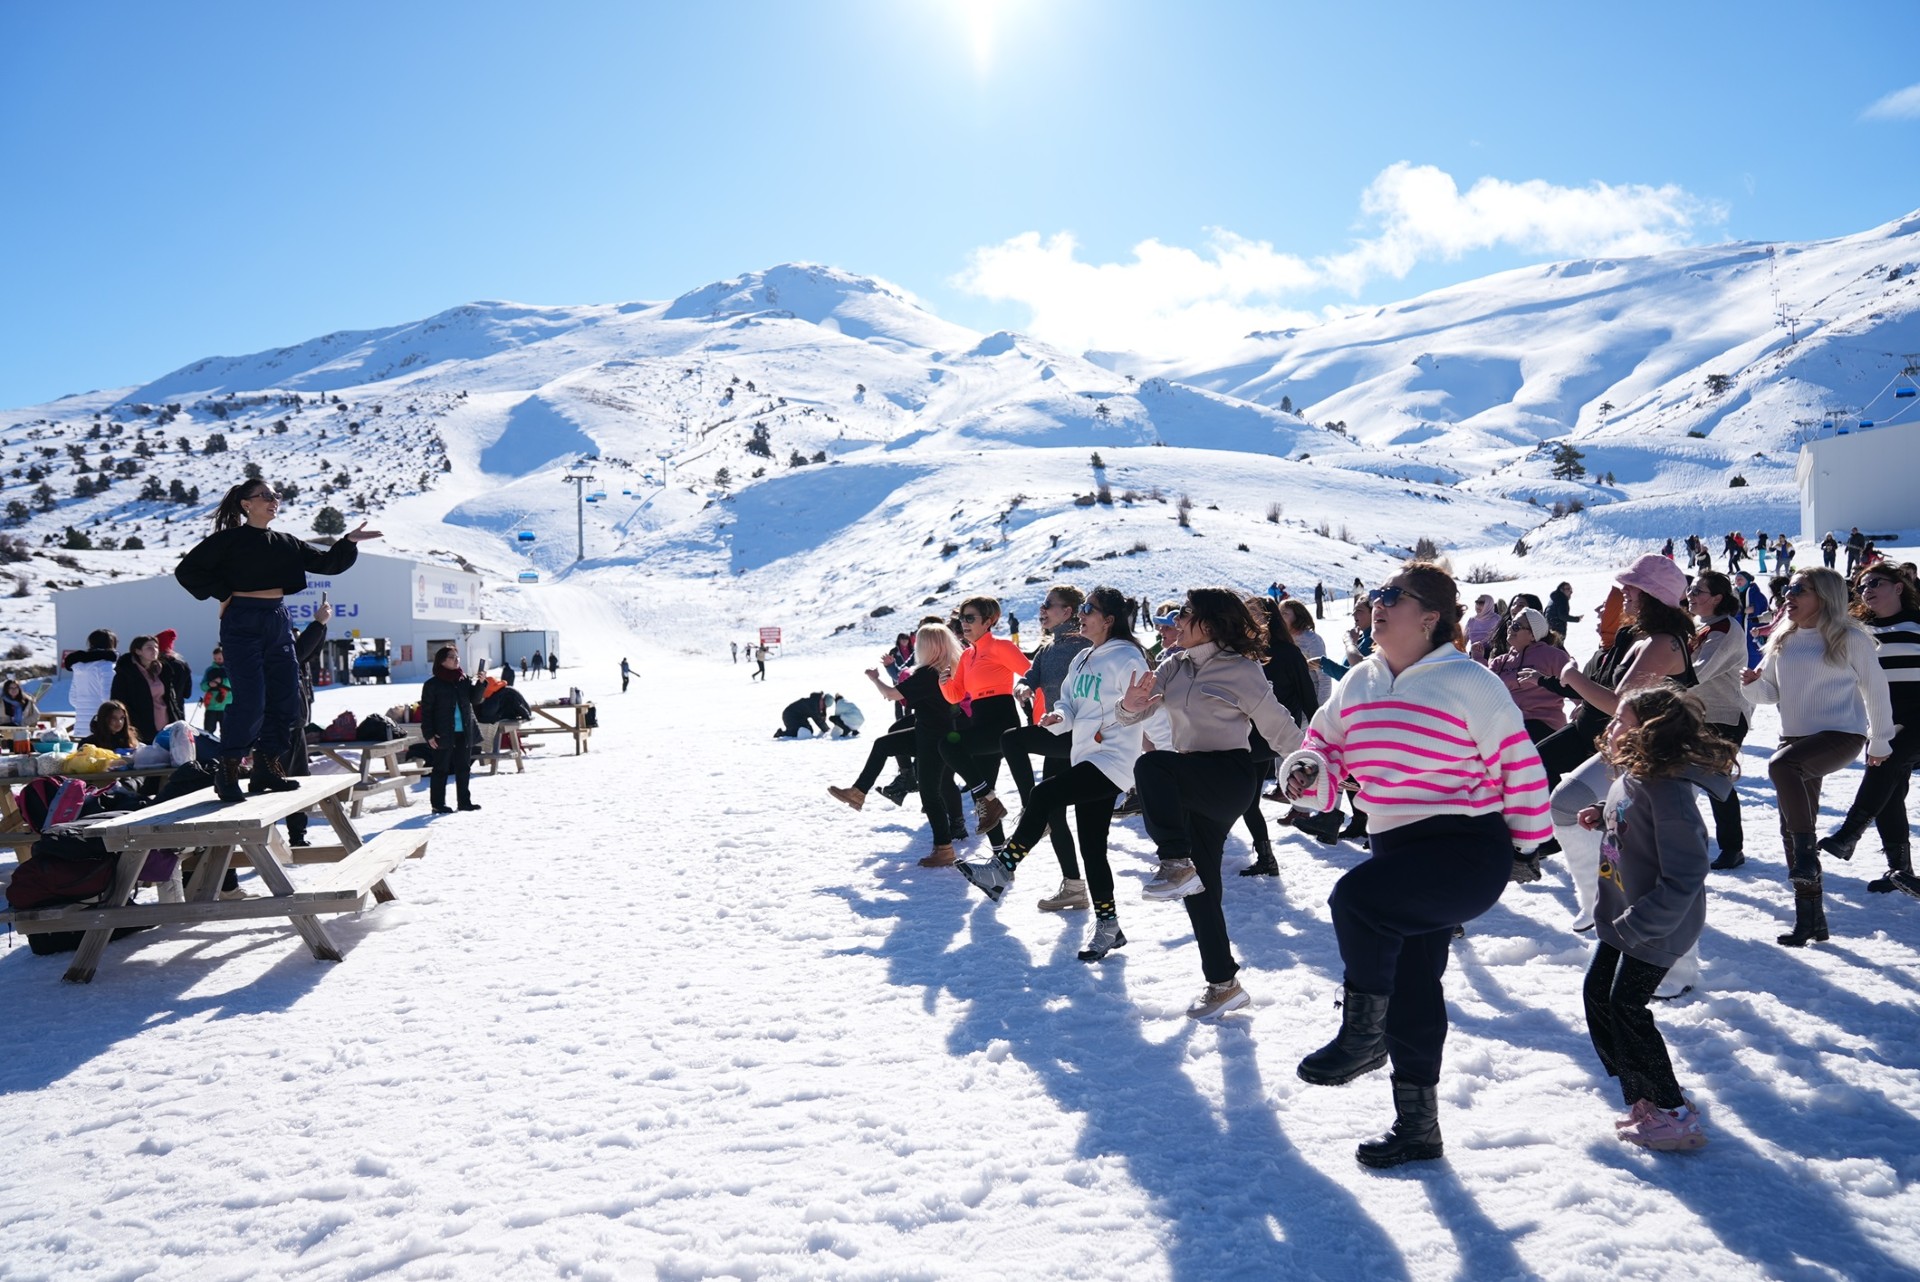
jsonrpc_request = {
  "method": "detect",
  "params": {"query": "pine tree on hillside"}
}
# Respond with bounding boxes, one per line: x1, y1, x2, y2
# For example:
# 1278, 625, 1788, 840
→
313, 506, 346, 536
1549, 442, 1587, 481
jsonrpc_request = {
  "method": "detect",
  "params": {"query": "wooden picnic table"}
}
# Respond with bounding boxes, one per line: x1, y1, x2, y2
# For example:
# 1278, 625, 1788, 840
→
0, 774, 427, 984
518, 700, 594, 756
308, 730, 425, 817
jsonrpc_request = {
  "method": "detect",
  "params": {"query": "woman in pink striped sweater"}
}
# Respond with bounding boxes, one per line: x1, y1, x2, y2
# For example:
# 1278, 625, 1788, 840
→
1281, 561, 1551, 1169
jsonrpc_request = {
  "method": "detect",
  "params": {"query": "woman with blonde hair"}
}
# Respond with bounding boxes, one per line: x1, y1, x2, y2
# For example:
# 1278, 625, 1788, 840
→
831, 623, 967, 866
1742, 566, 1895, 945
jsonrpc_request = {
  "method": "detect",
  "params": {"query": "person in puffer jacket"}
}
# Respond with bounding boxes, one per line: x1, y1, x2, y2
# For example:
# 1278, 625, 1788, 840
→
1577, 684, 1735, 1153
1281, 561, 1549, 1171
959, 587, 1149, 960
63, 629, 119, 738
1114, 588, 1303, 1022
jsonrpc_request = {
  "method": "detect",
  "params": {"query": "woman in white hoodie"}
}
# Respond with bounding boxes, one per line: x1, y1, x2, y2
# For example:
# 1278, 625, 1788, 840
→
960, 587, 1151, 962
62, 628, 119, 738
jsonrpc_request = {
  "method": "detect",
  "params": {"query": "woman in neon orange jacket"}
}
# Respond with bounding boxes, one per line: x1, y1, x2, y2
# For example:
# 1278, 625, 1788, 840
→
940, 596, 1031, 850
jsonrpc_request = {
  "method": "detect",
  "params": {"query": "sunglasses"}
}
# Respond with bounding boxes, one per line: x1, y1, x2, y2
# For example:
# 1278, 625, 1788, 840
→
1782, 583, 1809, 598
1368, 586, 1429, 609
960, 613, 983, 624
1861, 578, 1898, 592
245, 491, 280, 504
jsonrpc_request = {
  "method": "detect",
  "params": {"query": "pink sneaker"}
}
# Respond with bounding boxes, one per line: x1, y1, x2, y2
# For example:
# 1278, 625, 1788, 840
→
1614, 1099, 1658, 1131
1619, 1104, 1707, 1151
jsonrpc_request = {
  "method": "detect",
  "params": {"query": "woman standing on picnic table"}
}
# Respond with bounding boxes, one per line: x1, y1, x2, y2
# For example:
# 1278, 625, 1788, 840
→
174, 479, 380, 804
421, 645, 484, 815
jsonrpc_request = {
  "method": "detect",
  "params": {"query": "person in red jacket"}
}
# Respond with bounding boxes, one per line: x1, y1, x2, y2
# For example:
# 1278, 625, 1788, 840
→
940, 596, 1032, 850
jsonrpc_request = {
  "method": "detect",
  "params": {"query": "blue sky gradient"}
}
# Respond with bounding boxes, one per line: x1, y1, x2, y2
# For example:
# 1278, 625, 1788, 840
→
2, 0, 1916, 406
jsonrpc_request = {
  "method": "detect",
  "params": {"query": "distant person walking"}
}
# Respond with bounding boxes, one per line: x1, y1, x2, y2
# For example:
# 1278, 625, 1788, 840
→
1314, 582, 1325, 620
1821, 532, 1839, 569
752, 643, 768, 681
530, 649, 544, 679
620, 658, 632, 693
731, 640, 739, 664
548, 652, 559, 678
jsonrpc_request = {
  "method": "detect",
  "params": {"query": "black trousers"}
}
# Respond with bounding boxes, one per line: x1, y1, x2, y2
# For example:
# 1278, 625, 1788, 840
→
940, 694, 1020, 843
853, 727, 916, 792
1136, 749, 1261, 984
430, 739, 473, 809
1838, 724, 1920, 853
1584, 941, 1684, 1109
1003, 722, 1077, 878
1535, 718, 1600, 791
1706, 716, 1749, 856
1009, 761, 1121, 901
1328, 812, 1512, 1086
913, 723, 963, 845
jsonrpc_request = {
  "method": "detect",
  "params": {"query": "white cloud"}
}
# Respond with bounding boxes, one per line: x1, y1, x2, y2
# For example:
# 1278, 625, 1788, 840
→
953, 163, 1724, 357
1861, 82, 1920, 121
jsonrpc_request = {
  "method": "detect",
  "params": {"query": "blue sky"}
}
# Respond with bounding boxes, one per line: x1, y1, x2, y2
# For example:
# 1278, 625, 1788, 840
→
2, 0, 1916, 407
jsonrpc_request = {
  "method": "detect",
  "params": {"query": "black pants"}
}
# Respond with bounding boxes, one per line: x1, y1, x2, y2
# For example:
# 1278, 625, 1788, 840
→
1136, 748, 1261, 984
777, 710, 826, 738
431, 739, 473, 809
853, 727, 916, 792
219, 597, 298, 764
1328, 812, 1512, 1086
1009, 762, 1121, 901
940, 694, 1020, 843
913, 722, 963, 845
1706, 717, 1749, 856
205, 706, 225, 734
1837, 725, 1920, 852
1536, 718, 1600, 791
1584, 941, 1684, 1109
1003, 722, 1077, 878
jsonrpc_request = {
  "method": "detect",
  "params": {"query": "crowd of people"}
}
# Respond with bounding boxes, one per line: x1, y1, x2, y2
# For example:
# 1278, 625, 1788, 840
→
810, 545, 1920, 1168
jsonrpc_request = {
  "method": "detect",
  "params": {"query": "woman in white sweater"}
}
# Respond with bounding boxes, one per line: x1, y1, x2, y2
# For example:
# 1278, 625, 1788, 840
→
1685, 571, 1754, 870
959, 587, 1151, 962
1742, 566, 1895, 946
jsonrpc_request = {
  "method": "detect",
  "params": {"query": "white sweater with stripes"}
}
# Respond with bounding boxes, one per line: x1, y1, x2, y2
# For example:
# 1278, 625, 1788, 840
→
1280, 645, 1553, 850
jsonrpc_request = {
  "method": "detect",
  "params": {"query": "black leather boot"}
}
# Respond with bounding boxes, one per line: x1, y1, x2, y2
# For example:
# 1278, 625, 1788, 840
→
1297, 987, 1391, 1085
247, 754, 301, 795
1869, 842, 1912, 894
1239, 845, 1279, 876
1777, 878, 1830, 947
1817, 823, 1864, 862
1786, 832, 1822, 887
1356, 1076, 1445, 1169
1293, 809, 1343, 846
213, 756, 246, 805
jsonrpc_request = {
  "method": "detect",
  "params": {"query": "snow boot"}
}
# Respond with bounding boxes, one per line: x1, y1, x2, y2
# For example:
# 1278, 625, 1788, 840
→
1868, 841, 1913, 894
1787, 832, 1822, 887
1710, 846, 1746, 870
1077, 910, 1126, 962
1777, 879, 1830, 947
827, 785, 866, 811
958, 853, 1015, 902
247, 754, 300, 795
1142, 858, 1201, 900
1340, 808, 1370, 841
1292, 809, 1342, 846
1297, 987, 1391, 1085
971, 787, 1008, 832
875, 775, 914, 808
1186, 979, 1250, 1020
919, 843, 957, 868
1356, 1077, 1445, 1169
213, 756, 246, 805
1239, 848, 1280, 877
1038, 878, 1090, 912
948, 812, 968, 840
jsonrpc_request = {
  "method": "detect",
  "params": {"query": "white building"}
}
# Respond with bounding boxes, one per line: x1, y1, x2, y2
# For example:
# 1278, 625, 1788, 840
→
52, 550, 486, 694
1797, 421, 1920, 544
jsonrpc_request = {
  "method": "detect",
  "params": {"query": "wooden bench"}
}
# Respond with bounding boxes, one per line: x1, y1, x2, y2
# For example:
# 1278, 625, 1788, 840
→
521, 701, 595, 756
308, 732, 424, 817
0, 775, 426, 984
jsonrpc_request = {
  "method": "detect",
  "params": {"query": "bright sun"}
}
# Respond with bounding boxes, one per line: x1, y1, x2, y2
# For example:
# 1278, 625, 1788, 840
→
958, 0, 1008, 73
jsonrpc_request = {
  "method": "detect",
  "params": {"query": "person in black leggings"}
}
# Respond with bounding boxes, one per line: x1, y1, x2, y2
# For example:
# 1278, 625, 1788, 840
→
827, 624, 965, 866
1820, 567, 1920, 895
1001, 585, 1092, 909
937, 597, 1031, 849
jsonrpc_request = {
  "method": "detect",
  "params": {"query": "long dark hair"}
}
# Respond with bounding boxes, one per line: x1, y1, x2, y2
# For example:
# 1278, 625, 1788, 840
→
1400, 561, 1464, 652
213, 479, 272, 532
126, 635, 160, 675
88, 699, 141, 749
1083, 585, 1146, 655
1185, 587, 1266, 660
1692, 570, 1741, 620
1249, 596, 1302, 655
1628, 591, 1695, 642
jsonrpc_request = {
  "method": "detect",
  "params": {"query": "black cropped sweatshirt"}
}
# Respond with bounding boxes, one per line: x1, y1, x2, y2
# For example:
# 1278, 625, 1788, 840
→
174, 527, 358, 602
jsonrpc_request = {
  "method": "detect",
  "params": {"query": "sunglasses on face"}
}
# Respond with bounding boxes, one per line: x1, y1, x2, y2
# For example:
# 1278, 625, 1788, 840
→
1783, 583, 1809, 598
1369, 586, 1427, 609
1862, 578, 1897, 592
245, 492, 279, 504
960, 613, 983, 624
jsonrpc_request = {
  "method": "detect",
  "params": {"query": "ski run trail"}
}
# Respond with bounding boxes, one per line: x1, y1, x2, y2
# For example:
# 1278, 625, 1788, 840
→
3, 564, 1919, 1282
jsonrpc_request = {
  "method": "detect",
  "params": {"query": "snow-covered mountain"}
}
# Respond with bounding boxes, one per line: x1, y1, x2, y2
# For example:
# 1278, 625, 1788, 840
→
5, 216, 1919, 663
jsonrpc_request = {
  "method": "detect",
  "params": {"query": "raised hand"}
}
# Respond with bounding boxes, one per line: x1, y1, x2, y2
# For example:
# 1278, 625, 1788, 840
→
1120, 668, 1157, 712
346, 522, 383, 542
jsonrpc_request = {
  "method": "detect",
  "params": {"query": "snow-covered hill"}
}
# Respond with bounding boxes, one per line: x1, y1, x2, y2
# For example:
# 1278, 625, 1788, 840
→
6, 218, 1919, 666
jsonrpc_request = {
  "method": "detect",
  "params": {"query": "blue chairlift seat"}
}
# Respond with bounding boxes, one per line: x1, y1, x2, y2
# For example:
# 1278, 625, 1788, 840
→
1860, 421, 1875, 428
517, 530, 536, 543
518, 569, 540, 584
1897, 388, 1916, 399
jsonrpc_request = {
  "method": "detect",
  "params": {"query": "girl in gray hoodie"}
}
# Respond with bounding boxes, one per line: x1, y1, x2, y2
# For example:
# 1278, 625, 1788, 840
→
1577, 684, 1737, 1153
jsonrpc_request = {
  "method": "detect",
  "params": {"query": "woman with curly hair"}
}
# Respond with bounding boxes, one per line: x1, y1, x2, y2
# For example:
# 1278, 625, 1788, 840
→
1577, 684, 1738, 1152
1114, 587, 1303, 1019
1282, 562, 1550, 1168
1818, 566, 1920, 896
1742, 567, 1896, 945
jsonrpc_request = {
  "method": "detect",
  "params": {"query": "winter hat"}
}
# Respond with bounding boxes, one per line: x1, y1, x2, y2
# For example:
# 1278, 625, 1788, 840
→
155, 629, 178, 652
1615, 553, 1689, 609
1512, 607, 1550, 638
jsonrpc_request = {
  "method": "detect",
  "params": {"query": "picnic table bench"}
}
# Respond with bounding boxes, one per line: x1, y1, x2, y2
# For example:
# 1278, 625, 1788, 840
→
308, 730, 425, 817
517, 700, 594, 756
0, 774, 427, 984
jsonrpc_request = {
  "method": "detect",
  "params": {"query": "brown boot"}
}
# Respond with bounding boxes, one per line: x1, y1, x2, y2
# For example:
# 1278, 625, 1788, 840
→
827, 785, 866, 811
919, 843, 957, 867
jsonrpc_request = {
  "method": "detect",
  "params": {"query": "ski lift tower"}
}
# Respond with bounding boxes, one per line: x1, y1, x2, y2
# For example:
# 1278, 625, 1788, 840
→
562, 470, 597, 563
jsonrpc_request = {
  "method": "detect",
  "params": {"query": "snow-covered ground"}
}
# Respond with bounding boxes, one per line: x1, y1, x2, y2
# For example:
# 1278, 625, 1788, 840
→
4, 575, 1918, 1281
